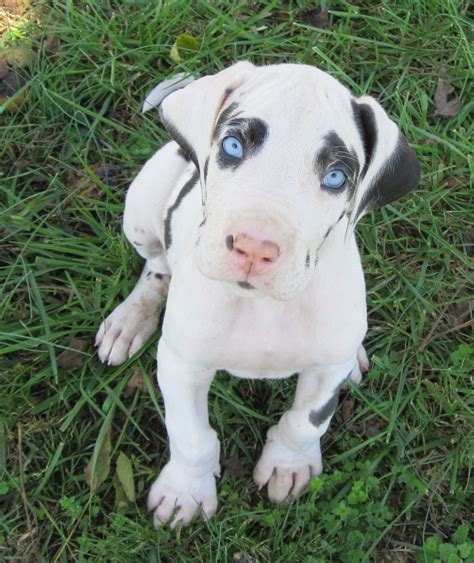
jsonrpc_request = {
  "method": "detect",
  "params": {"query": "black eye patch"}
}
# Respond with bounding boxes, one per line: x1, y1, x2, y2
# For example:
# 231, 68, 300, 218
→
214, 106, 268, 170
315, 131, 360, 195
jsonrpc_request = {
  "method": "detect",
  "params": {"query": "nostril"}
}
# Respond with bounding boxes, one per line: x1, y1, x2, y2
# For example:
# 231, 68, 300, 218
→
225, 235, 234, 250
262, 257, 274, 263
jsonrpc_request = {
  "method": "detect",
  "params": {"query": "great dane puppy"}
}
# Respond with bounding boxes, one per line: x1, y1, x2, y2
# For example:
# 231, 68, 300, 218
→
95, 62, 420, 527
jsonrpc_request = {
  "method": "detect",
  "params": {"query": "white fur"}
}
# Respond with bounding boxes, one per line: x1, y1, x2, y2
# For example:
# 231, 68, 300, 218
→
95, 62, 417, 527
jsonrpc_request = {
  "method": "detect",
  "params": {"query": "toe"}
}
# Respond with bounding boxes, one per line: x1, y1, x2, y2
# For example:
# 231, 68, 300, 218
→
170, 500, 200, 529
147, 482, 164, 511
97, 328, 122, 363
128, 333, 146, 358
107, 335, 132, 366
357, 345, 370, 373
253, 460, 274, 490
95, 322, 105, 347
290, 466, 311, 497
268, 468, 294, 504
154, 497, 178, 527
201, 495, 218, 520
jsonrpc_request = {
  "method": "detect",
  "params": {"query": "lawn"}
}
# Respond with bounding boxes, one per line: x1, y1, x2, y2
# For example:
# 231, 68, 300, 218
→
0, 1, 472, 561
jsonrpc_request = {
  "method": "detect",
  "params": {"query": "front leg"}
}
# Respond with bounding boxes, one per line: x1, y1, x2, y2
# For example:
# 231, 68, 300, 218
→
253, 359, 356, 504
95, 261, 169, 365
147, 338, 219, 528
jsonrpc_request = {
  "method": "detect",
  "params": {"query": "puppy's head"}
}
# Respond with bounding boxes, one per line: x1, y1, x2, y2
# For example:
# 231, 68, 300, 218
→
160, 62, 420, 300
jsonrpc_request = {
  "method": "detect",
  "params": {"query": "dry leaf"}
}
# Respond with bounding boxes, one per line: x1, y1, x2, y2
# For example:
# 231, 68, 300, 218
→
116, 451, 136, 502
302, 7, 329, 29
341, 397, 355, 423
222, 457, 245, 477
66, 163, 121, 203
0, 45, 34, 112
434, 66, 460, 117
450, 298, 473, 328
84, 428, 112, 492
170, 33, 200, 63
57, 337, 88, 368
124, 367, 147, 398
44, 36, 60, 54
113, 474, 129, 512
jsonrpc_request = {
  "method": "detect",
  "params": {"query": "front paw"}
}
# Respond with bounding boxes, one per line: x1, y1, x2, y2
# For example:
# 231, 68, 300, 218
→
147, 461, 218, 528
253, 427, 322, 504
95, 301, 160, 366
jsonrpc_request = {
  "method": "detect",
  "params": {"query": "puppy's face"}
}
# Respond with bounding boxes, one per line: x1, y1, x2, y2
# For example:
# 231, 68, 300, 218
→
160, 64, 420, 301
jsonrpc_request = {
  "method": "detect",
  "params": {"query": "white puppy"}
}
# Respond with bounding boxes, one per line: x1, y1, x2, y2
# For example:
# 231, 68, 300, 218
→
95, 62, 420, 528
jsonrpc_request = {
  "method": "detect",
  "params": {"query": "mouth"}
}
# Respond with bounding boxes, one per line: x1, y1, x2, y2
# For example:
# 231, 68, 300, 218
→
237, 281, 255, 290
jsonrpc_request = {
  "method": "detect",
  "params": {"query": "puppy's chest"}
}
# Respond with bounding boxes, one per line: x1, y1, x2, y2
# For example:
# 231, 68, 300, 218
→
167, 290, 344, 377
221, 303, 321, 378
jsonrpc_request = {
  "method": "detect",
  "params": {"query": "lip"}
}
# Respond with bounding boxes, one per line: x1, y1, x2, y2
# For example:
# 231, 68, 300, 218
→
237, 281, 255, 290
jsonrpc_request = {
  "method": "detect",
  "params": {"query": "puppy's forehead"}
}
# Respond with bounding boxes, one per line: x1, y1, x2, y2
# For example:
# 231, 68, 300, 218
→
219, 66, 365, 166
234, 66, 352, 118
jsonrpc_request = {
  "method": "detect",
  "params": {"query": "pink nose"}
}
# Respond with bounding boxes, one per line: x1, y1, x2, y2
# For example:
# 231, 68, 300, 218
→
228, 233, 280, 276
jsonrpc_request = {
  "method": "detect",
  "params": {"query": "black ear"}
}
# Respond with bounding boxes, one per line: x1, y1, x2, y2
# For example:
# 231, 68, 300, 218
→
349, 96, 421, 226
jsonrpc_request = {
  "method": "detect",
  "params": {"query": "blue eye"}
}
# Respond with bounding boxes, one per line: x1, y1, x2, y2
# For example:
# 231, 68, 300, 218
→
321, 169, 347, 189
222, 136, 243, 159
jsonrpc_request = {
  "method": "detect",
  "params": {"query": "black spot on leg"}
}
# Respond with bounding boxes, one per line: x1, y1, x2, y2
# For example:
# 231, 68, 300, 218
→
309, 394, 339, 426
155, 273, 163, 280
308, 372, 352, 427
305, 251, 310, 268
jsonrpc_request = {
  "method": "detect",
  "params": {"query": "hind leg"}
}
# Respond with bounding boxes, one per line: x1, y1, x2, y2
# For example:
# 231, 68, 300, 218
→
96, 142, 189, 365
348, 344, 370, 385
95, 262, 169, 365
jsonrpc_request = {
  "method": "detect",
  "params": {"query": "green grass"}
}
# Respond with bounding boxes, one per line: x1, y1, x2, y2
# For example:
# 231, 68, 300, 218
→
1, 0, 473, 561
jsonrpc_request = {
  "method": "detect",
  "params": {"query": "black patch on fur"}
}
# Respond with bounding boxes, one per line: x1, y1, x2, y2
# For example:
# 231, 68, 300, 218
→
155, 273, 163, 279
225, 235, 234, 250
215, 111, 268, 170
146, 271, 152, 279
315, 131, 359, 194
213, 102, 241, 140
237, 281, 254, 290
160, 107, 199, 169
351, 100, 376, 178
176, 147, 191, 162
164, 169, 200, 249
351, 99, 421, 221
305, 251, 310, 268
323, 210, 346, 241
203, 157, 209, 182
308, 372, 351, 427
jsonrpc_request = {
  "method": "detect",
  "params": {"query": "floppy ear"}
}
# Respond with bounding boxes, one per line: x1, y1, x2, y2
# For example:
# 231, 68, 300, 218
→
159, 61, 256, 175
348, 96, 421, 229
